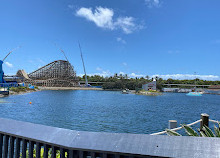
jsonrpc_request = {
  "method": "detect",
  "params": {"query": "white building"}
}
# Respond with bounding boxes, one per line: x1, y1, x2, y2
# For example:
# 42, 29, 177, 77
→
142, 80, 157, 91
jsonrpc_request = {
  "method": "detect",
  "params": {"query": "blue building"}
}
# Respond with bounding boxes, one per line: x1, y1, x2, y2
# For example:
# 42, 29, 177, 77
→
0, 60, 5, 83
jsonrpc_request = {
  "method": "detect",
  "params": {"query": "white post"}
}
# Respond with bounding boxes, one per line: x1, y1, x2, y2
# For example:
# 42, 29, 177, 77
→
169, 120, 177, 129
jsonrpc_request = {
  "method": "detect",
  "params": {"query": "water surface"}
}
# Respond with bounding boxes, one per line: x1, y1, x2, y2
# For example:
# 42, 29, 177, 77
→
0, 90, 219, 134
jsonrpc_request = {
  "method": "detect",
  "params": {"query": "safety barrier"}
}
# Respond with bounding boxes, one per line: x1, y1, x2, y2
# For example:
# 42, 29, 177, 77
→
0, 115, 220, 158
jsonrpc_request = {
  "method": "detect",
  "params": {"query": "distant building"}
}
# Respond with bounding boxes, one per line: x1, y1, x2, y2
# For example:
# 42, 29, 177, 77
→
208, 85, 220, 91
162, 88, 192, 93
142, 80, 157, 91
205, 85, 220, 95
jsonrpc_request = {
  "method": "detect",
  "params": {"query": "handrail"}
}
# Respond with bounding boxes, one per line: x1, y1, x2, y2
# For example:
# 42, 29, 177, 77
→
151, 118, 219, 136
209, 119, 219, 124
151, 119, 202, 135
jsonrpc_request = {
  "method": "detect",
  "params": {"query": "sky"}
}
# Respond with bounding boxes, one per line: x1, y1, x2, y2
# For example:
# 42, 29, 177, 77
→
0, 0, 220, 80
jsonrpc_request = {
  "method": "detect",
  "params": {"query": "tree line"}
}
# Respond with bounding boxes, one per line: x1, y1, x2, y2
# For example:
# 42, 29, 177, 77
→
78, 74, 220, 90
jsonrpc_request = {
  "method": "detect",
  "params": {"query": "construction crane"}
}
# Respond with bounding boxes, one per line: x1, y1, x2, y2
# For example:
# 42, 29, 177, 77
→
53, 43, 76, 76
78, 42, 88, 87
0, 47, 20, 83
54, 43, 70, 63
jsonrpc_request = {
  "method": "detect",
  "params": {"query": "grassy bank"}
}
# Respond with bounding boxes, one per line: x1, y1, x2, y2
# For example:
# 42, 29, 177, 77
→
9, 86, 39, 94
136, 89, 162, 96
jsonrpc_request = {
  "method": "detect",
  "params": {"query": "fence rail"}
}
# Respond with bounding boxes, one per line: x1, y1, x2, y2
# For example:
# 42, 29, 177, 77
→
151, 113, 218, 135
1, 117, 220, 158
150, 119, 202, 135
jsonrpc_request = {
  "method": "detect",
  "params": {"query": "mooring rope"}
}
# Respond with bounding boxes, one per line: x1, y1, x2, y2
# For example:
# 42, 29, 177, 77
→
150, 119, 202, 135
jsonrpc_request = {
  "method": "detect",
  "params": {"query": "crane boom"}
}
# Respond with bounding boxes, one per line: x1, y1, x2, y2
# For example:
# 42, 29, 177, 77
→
2, 46, 20, 61
60, 49, 69, 62
78, 42, 88, 87
53, 43, 70, 62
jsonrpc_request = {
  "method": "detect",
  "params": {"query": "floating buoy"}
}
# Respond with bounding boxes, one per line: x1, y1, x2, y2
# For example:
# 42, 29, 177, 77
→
29, 102, 32, 104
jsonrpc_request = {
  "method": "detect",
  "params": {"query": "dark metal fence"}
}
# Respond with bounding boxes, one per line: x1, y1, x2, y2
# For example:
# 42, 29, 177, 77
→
0, 118, 220, 158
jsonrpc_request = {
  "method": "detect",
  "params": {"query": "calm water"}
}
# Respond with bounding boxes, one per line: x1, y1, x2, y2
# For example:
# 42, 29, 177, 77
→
0, 90, 220, 134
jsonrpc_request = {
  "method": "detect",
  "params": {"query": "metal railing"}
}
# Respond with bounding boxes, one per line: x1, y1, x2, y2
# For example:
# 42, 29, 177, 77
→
1, 117, 220, 158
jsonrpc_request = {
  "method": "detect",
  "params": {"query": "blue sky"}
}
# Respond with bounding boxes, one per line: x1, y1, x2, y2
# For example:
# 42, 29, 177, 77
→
0, 0, 220, 80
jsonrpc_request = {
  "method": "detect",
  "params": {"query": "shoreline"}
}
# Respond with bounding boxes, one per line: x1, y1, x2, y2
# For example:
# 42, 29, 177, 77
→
1, 87, 102, 97
9, 89, 41, 96
38, 86, 103, 90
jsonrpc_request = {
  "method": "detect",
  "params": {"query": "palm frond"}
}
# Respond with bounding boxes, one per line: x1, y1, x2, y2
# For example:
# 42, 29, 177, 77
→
214, 125, 220, 137
182, 124, 199, 136
165, 129, 182, 136
202, 125, 215, 137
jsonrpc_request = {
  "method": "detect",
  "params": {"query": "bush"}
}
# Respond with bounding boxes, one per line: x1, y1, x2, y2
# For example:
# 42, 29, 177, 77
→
10, 87, 27, 92
22, 148, 68, 158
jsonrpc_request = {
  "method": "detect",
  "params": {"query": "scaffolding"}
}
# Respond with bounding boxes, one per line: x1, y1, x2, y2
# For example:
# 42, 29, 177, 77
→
25, 60, 79, 87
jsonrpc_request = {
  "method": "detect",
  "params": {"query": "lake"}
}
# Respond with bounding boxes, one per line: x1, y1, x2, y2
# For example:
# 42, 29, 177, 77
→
0, 90, 219, 134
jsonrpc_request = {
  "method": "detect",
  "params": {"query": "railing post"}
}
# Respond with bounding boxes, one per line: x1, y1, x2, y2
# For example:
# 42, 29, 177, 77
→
43, 144, 48, 158
22, 139, 27, 158
9, 136, 15, 158
51, 146, 56, 158
0, 134, 3, 158
36, 142, 41, 158
3, 135, 9, 158
14, 138, 21, 158
29, 141, 34, 158
169, 120, 177, 129
200, 113, 209, 131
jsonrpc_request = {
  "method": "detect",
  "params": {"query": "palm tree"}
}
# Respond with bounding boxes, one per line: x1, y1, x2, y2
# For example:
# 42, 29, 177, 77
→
145, 75, 150, 80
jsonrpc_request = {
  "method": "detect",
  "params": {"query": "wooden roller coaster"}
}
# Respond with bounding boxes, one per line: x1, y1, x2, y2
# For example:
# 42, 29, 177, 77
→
20, 60, 79, 87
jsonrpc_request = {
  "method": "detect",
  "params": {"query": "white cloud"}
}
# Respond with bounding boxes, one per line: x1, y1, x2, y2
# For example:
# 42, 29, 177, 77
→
78, 69, 220, 81
68, 5, 74, 9
96, 67, 103, 71
5, 62, 13, 68
79, 68, 112, 77
122, 62, 127, 66
129, 73, 145, 78
115, 17, 138, 34
76, 7, 143, 34
76, 7, 114, 30
117, 37, 126, 44
145, 0, 161, 8
119, 71, 125, 75
151, 74, 220, 81
94, 70, 112, 77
